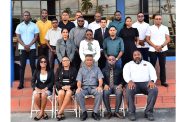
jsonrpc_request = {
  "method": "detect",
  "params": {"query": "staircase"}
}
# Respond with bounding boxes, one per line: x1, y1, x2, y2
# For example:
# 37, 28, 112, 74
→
11, 61, 175, 112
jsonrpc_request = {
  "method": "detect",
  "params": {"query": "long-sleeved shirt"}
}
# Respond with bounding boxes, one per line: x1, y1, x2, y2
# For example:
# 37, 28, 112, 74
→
123, 60, 157, 83
69, 26, 87, 48
79, 39, 100, 62
103, 36, 124, 57
88, 21, 101, 35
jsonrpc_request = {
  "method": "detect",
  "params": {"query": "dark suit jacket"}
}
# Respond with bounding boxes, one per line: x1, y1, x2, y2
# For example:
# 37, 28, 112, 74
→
94, 27, 109, 48
31, 70, 54, 92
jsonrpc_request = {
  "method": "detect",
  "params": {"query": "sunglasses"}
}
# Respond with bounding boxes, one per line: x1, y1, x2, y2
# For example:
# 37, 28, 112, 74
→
138, 15, 144, 18
62, 60, 70, 62
108, 59, 115, 61
40, 61, 47, 63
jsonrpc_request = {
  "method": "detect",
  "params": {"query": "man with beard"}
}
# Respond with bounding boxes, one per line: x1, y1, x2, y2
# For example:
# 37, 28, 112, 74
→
15, 11, 39, 89
146, 14, 170, 87
132, 12, 150, 61
123, 50, 158, 121
88, 12, 102, 35
36, 9, 52, 57
58, 11, 75, 32
108, 11, 124, 36
102, 55, 125, 119
69, 16, 87, 69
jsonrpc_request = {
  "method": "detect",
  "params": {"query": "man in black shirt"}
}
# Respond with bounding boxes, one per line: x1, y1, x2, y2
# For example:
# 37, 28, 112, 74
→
58, 11, 75, 32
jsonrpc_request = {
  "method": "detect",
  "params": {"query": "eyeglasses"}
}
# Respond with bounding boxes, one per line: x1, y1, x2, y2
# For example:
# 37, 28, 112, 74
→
24, 15, 30, 16
62, 60, 70, 62
40, 61, 46, 63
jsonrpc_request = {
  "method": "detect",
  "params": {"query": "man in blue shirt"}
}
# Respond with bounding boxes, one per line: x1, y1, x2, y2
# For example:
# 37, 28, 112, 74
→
108, 11, 124, 36
75, 54, 104, 121
15, 11, 39, 89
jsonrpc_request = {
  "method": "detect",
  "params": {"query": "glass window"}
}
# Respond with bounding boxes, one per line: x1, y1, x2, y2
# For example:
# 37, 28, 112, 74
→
98, 0, 116, 17
148, 0, 160, 14
125, 0, 139, 15
12, 1, 21, 16
161, 0, 175, 14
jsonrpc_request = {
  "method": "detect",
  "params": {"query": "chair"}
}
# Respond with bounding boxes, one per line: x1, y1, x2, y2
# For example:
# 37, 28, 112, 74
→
78, 95, 102, 118
101, 94, 126, 117
30, 92, 54, 118
54, 94, 78, 118
135, 93, 147, 110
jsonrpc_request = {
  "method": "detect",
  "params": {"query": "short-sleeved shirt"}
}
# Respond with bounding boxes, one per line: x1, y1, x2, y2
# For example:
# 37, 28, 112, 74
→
58, 21, 75, 32
36, 20, 52, 45
103, 36, 124, 57
45, 27, 62, 46
76, 65, 104, 86
108, 20, 124, 36
146, 24, 170, 52
132, 21, 150, 48
15, 21, 39, 50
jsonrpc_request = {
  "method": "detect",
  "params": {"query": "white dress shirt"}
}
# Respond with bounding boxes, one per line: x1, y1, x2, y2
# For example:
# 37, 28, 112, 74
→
73, 19, 89, 28
132, 21, 150, 48
45, 27, 62, 46
88, 21, 101, 35
146, 24, 170, 52
123, 60, 157, 83
79, 39, 100, 62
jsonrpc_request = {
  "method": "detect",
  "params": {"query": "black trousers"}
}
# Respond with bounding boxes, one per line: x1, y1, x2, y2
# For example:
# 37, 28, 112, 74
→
149, 51, 166, 83
126, 82, 158, 114
48, 46, 59, 71
72, 51, 81, 70
38, 44, 48, 58
138, 48, 149, 61
19, 49, 36, 85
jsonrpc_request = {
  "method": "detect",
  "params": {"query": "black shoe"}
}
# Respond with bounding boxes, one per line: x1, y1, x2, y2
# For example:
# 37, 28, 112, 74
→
161, 82, 169, 87
128, 113, 136, 121
80, 111, 88, 121
145, 113, 155, 121
105, 112, 112, 119
43, 113, 48, 120
17, 84, 24, 90
114, 112, 124, 119
92, 112, 100, 121
34, 114, 43, 121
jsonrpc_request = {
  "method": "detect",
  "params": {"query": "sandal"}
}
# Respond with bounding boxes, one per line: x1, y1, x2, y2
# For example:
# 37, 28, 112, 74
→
61, 113, 65, 120
56, 113, 62, 121
43, 113, 49, 120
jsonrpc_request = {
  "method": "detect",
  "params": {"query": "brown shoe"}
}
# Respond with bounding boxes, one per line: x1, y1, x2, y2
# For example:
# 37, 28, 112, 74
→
114, 112, 124, 119
105, 112, 112, 119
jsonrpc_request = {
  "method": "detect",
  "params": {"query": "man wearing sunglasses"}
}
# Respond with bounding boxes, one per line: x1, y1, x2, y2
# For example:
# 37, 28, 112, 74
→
132, 12, 150, 61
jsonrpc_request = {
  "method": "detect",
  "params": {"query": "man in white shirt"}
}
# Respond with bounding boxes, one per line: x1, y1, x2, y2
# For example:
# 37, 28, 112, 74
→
123, 50, 158, 121
146, 14, 170, 87
88, 12, 101, 35
45, 18, 62, 70
132, 12, 150, 61
73, 11, 89, 28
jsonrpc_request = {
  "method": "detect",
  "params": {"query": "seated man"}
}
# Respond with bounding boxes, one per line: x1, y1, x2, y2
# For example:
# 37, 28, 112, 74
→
123, 50, 158, 121
102, 55, 125, 119
75, 54, 104, 121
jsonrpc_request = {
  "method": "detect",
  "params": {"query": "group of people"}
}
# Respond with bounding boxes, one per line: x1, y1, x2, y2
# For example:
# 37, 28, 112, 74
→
15, 9, 171, 121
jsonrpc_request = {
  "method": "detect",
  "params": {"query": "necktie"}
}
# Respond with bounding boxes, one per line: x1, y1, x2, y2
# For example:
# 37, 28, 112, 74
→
109, 68, 114, 88
102, 28, 105, 39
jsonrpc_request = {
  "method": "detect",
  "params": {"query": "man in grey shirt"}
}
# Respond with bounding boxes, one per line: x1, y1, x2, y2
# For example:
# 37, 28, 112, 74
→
75, 54, 104, 121
69, 16, 87, 69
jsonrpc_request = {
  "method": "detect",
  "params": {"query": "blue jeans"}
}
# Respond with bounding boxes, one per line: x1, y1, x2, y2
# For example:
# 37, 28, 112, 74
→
115, 58, 122, 69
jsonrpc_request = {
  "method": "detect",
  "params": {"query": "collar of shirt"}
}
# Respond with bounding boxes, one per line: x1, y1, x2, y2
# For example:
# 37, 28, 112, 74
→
109, 36, 118, 40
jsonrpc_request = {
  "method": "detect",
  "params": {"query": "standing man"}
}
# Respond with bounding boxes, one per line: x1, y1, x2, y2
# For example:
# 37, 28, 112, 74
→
45, 18, 62, 71
94, 17, 109, 69
123, 50, 158, 121
88, 12, 102, 35
58, 11, 75, 32
108, 11, 124, 36
102, 55, 125, 119
15, 11, 39, 89
36, 9, 52, 57
75, 54, 104, 121
103, 26, 124, 69
146, 14, 170, 87
132, 12, 150, 61
73, 11, 89, 28
69, 16, 87, 69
